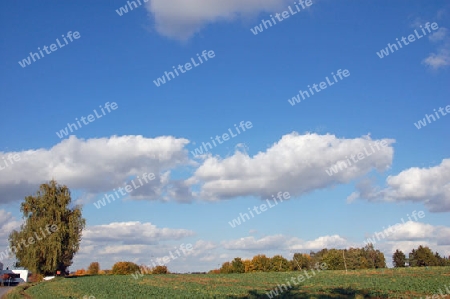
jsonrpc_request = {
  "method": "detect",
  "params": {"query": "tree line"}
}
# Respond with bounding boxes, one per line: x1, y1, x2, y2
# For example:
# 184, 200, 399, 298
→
214, 244, 386, 273
393, 246, 450, 267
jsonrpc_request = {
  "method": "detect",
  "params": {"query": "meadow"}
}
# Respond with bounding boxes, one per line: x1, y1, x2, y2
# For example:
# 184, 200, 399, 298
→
3, 267, 450, 299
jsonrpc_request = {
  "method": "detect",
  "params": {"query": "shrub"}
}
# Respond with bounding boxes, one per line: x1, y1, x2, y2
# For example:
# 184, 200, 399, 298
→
75, 269, 86, 276
28, 273, 44, 282
88, 262, 100, 275
111, 261, 140, 275
152, 265, 169, 274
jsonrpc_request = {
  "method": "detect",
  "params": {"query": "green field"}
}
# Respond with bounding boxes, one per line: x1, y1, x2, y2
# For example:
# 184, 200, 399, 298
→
4, 267, 450, 299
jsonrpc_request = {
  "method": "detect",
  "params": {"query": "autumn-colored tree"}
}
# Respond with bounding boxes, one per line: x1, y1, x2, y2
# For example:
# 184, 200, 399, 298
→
250, 254, 270, 272
8, 180, 86, 275
219, 261, 233, 274
243, 259, 252, 273
75, 269, 86, 276
111, 261, 140, 275
152, 265, 169, 274
88, 262, 100, 275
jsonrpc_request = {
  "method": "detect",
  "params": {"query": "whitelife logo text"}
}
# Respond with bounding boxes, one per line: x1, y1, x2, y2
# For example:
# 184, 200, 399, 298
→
18, 31, 81, 68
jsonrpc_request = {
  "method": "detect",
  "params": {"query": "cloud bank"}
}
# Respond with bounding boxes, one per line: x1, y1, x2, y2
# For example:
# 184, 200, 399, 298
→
145, 0, 294, 40
189, 132, 395, 201
348, 159, 450, 212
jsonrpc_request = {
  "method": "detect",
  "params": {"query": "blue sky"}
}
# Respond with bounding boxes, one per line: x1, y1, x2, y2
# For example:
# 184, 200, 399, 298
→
0, 0, 449, 273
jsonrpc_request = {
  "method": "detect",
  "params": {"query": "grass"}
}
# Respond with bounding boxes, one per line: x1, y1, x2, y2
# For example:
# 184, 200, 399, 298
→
3, 267, 450, 299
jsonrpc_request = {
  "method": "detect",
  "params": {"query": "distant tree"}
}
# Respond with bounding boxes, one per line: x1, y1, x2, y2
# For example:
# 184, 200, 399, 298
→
88, 262, 100, 275
231, 257, 245, 273
434, 252, 446, 266
152, 265, 169, 274
409, 249, 417, 267
75, 269, 86, 276
8, 180, 86, 275
243, 259, 252, 273
112, 261, 140, 275
269, 255, 290, 272
219, 261, 233, 274
363, 244, 386, 268
310, 249, 328, 267
409, 246, 439, 267
291, 253, 311, 270
393, 250, 406, 267
321, 249, 345, 270
250, 254, 270, 272
375, 251, 386, 268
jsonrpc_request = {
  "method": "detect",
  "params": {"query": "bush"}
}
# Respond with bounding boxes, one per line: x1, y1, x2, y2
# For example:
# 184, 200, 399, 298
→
152, 265, 169, 274
28, 273, 44, 283
75, 269, 86, 276
111, 261, 140, 275
88, 262, 100, 275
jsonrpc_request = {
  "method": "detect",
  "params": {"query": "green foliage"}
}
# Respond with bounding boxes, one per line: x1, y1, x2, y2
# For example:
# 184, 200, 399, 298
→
219, 261, 233, 274
8, 180, 86, 275
111, 261, 140, 275
88, 262, 100, 275
393, 249, 406, 267
230, 257, 245, 273
321, 249, 345, 270
7, 267, 450, 299
409, 245, 441, 267
291, 253, 311, 270
362, 243, 386, 269
268, 255, 290, 272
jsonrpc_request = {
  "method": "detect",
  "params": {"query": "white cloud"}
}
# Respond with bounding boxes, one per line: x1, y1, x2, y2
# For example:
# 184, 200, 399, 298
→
422, 41, 450, 70
222, 235, 287, 251
383, 221, 450, 245
189, 132, 394, 201
290, 235, 349, 250
429, 27, 448, 42
366, 221, 450, 266
223, 234, 352, 252
145, 0, 300, 40
0, 135, 191, 204
349, 159, 450, 212
82, 221, 195, 246
0, 210, 25, 266
0, 210, 21, 248
423, 23, 450, 70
